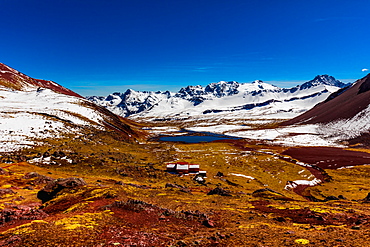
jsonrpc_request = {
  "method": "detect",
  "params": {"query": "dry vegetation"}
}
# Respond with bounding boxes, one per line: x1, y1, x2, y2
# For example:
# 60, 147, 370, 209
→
0, 122, 369, 246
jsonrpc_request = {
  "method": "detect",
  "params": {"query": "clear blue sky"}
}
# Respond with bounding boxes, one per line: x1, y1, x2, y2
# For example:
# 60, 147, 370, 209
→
1, 0, 370, 96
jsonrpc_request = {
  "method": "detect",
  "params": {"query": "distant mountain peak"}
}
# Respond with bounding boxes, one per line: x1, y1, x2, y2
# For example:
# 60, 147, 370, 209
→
299, 74, 348, 90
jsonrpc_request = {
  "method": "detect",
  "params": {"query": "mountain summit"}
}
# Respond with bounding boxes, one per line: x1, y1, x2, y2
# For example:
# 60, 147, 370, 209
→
298, 74, 347, 90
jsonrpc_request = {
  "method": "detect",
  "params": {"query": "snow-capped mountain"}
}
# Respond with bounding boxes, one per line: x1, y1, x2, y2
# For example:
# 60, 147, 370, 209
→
0, 63, 139, 152
283, 74, 370, 142
88, 75, 350, 120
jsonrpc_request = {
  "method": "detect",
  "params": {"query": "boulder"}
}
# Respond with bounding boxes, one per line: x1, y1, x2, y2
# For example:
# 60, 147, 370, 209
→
363, 192, 370, 202
0, 167, 8, 175
23, 172, 54, 184
207, 187, 231, 196
37, 177, 87, 203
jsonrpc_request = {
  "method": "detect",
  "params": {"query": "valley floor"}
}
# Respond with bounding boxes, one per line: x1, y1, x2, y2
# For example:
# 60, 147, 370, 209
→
0, 119, 369, 246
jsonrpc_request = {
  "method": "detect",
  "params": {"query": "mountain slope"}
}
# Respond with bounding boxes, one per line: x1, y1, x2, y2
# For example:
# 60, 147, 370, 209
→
0, 63, 142, 152
284, 74, 370, 125
0, 63, 82, 98
280, 74, 370, 143
88, 75, 350, 120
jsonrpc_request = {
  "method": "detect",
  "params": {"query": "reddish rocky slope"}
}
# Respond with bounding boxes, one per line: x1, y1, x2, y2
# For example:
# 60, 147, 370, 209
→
0, 63, 82, 98
283, 74, 370, 125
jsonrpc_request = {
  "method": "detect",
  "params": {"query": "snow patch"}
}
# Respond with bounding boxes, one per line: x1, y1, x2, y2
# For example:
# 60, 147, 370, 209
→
229, 173, 255, 180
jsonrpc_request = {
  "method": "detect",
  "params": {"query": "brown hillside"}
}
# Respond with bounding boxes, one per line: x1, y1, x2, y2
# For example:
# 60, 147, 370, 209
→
0, 62, 145, 142
283, 74, 370, 125
0, 63, 82, 98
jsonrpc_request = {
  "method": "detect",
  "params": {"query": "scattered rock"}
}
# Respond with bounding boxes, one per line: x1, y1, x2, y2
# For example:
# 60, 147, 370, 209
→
0, 235, 22, 247
23, 186, 34, 190
0, 205, 48, 225
363, 192, 370, 202
42, 151, 50, 158
0, 189, 16, 197
215, 171, 224, 177
207, 187, 231, 196
202, 219, 215, 228
0, 167, 8, 175
351, 225, 361, 230
23, 172, 53, 184
165, 183, 185, 189
37, 177, 87, 203
193, 175, 206, 184
274, 216, 286, 222
325, 196, 340, 201
52, 151, 66, 158
216, 232, 226, 239
177, 240, 187, 246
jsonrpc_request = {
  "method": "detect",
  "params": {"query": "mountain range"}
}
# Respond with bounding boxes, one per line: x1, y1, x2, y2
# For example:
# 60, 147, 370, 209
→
88, 75, 350, 121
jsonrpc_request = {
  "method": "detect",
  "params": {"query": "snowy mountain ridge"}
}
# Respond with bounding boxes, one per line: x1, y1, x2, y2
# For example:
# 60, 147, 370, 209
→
88, 75, 351, 120
0, 63, 139, 152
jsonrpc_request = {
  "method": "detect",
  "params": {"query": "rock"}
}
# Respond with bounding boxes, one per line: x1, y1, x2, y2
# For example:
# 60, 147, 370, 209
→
202, 219, 215, 228
274, 216, 286, 222
165, 183, 184, 189
0, 167, 8, 175
23, 172, 54, 184
0, 235, 22, 246
42, 151, 50, 158
325, 196, 340, 201
363, 192, 370, 202
0, 205, 48, 225
215, 171, 224, 177
193, 175, 205, 184
207, 187, 231, 196
37, 177, 87, 203
0, 189, 16, 197
177, 240, 187, 247
52, 151, 66, 158
338, 195, 347, 200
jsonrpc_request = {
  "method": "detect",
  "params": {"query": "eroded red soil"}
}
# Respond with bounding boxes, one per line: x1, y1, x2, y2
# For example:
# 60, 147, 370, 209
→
282, 147, 370, 169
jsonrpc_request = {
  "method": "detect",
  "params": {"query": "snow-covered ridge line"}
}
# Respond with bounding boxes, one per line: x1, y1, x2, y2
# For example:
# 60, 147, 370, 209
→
0, 88, 111, 152
88, 75, 351, 120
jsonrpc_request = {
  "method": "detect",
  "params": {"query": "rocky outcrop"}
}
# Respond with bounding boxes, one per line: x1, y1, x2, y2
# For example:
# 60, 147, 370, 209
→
207, 187, 231, 196
0, 205, 48, 225
37, 177, 87, 203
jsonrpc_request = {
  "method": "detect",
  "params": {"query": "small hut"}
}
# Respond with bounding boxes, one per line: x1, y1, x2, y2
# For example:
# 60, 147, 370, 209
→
176, 163, 189, 174
166, 163, 176, 173
189, 164, 200, 173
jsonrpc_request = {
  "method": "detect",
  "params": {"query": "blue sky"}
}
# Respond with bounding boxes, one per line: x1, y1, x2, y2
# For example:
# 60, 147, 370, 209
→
1, 0, 370, 96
